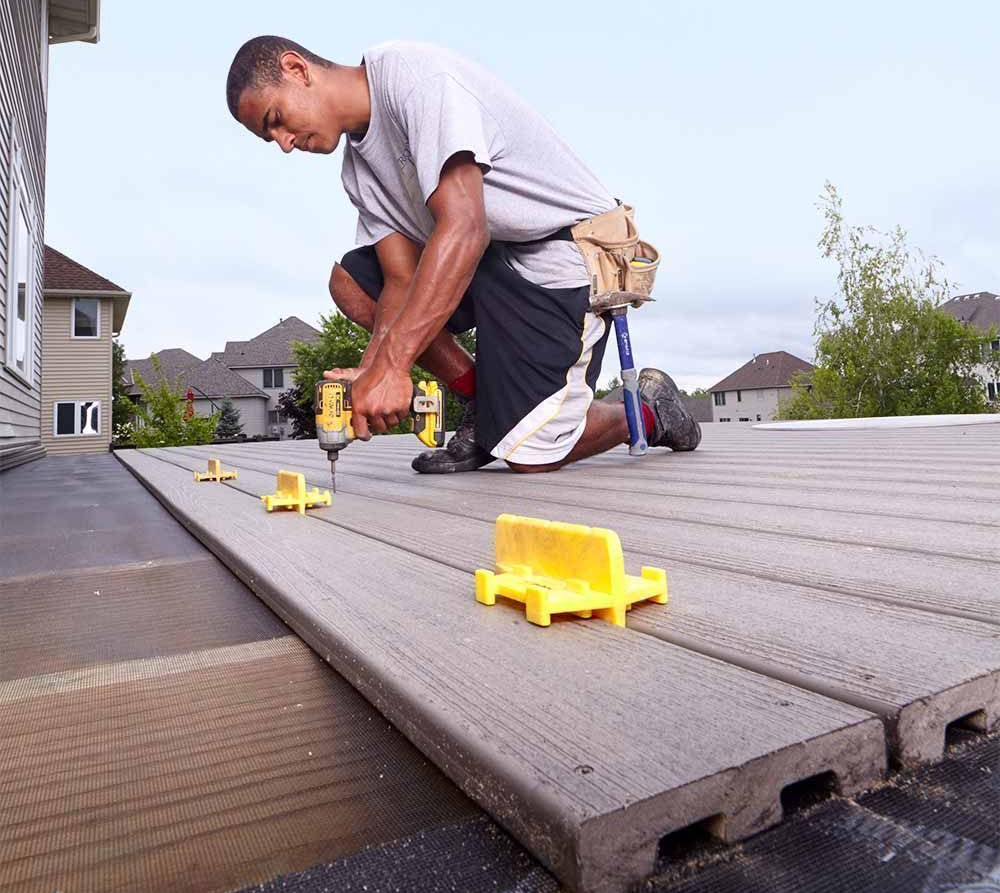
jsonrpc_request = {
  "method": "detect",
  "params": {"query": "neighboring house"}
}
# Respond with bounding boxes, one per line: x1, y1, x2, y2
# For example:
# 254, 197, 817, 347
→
938, 291, 1000, 401
1, 0, 103, 471
125, 351, 269, 437
41, 246, 130, 455
708, 351, 815, 423
212, 316, 320, 438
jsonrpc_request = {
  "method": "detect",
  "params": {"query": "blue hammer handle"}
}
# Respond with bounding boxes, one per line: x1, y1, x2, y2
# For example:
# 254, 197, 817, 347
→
611, 311, 648, 456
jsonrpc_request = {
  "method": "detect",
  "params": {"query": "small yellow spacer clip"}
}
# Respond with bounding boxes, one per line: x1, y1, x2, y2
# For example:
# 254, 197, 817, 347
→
261, 470, 331, 514
193, 458, 237, 482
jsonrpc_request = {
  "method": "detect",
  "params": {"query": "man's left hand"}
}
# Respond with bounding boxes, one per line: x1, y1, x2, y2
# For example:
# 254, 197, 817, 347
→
349, 363, 413, 440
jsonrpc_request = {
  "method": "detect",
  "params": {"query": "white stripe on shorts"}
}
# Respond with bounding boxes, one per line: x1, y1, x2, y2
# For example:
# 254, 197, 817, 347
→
491, 312, 608, 465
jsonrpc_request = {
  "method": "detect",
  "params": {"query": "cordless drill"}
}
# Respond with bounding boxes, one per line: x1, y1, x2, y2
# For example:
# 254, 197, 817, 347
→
315, 379, 446, 491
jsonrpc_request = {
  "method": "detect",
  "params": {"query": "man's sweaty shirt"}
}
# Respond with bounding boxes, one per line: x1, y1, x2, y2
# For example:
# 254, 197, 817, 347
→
340, 41, 616, 290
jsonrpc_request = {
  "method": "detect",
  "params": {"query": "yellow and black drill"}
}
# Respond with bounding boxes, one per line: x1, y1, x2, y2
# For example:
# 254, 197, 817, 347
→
315, 379, 446, 491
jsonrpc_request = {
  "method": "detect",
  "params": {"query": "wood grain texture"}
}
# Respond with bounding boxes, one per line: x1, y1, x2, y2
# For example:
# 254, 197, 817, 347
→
162, 446, 1000, 767
118, 449, 885, 893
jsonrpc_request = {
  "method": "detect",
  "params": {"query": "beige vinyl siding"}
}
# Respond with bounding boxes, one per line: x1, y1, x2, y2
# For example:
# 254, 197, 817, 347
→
40, 296, 112, 455
0, 0, 47, 456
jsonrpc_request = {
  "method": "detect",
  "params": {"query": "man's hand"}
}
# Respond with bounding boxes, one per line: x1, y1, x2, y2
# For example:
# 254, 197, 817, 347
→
323, 367, 365, 382
348, 363, 414, 439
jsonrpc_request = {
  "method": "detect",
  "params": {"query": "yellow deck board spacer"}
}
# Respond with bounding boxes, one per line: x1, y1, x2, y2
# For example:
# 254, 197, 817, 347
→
475, 514, 667, 627
261, 470, 331, 514
193, 458, 238, 483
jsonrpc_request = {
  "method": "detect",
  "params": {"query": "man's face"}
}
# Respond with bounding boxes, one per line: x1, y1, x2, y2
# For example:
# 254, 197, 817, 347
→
236, 64, 341, 155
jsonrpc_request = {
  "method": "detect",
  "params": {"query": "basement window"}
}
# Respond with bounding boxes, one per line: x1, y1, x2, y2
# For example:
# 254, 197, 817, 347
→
54, 400, 100, 436
72, 298, 100, 338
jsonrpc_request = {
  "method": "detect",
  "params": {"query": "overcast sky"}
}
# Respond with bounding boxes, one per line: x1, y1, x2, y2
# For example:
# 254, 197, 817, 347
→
45, 1, 1000, 392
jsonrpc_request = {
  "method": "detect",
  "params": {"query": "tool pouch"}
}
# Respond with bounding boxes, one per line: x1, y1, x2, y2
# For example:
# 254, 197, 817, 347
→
570, 204, 660, 299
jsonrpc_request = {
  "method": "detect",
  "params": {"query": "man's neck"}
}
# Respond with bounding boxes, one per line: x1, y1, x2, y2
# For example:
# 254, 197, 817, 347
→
326, 63, 371, 138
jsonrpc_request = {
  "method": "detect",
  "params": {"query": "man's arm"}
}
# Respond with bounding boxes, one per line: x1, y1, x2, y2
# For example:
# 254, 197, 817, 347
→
346, 152, 490, 438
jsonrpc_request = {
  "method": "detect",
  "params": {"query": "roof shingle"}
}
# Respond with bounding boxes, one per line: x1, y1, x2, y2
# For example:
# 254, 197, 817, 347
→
44, 245, 128, 293
709, 351, 814, 393
938, 292, 1000, 332
215, 317, 320, 368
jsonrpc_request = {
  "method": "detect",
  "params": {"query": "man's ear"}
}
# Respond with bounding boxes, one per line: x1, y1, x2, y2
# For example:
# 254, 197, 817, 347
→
278, 51, 311, 86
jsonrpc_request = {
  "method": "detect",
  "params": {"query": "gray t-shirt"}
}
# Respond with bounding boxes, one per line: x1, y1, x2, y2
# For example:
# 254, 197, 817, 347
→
340, 41, 616, 289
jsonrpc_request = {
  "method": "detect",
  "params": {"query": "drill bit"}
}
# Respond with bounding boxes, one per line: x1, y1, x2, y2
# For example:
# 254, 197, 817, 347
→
329, 452, 338, 493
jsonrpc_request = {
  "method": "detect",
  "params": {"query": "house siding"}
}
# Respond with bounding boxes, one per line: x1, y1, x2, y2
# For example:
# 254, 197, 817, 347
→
712, 387, 791, 423
40, 296, 112, 455
0, 0, 47, 464
233, 365, 296, 436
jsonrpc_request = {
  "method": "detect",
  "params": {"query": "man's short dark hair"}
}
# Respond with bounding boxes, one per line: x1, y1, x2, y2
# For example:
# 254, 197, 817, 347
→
226, 36, 331, 119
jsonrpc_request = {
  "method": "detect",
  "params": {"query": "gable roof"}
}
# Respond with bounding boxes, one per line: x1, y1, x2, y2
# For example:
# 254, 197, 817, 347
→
709, 351, 814, 393
124, 348, 204, 396
215, 317, 320, 368
44, 245, 131, 333
938, 292, 1000, 333
125, 350, 267, 400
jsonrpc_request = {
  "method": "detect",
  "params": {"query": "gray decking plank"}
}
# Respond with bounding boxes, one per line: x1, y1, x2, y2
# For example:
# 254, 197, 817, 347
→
118, 449, 884, 893
159, 447, 1000, 765
182, 441, 1000, 564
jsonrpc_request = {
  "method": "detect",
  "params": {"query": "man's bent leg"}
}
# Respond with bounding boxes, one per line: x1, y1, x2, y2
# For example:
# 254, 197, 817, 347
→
507, 401, 628, 473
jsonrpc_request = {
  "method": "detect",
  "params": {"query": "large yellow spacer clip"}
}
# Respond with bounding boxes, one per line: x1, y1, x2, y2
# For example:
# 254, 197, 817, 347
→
261, 470, 331, 515
193, 458, 237, 482
475, 514, 667, 628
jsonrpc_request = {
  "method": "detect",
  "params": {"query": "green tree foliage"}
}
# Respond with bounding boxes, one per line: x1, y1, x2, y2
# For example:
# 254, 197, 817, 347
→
130, 356, 219, 447
111, 339, 132, 431
778, 184, 1000, 420
215, 399, 244, 439
594, 375, 622, 400
290, 313, 477, 435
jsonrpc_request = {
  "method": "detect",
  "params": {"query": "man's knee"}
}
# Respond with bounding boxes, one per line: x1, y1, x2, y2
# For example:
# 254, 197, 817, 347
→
506, 460, 561, 474
329, 263, 375, 329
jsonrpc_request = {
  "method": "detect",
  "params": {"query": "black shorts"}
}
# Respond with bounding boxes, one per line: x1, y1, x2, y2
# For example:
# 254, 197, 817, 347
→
340, 243, 610, 464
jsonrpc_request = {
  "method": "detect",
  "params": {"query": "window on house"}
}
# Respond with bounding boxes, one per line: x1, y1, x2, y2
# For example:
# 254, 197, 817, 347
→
737, 390, 742, 402
5, 188, 33, 381
738, 417, 749, 422
263, 367, 285, 388
989, 382, 997, 402
72, 298, 100, 337
719, 417, 731, 422
713, 392, 726, 407
268, 410, 287, 425
54, 400, 100, 436
756, 414, 762, 421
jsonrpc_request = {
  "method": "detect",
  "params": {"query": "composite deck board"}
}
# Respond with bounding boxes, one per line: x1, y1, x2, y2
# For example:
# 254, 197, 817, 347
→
162, 447, 1000, 766
118, 449, 885, 893
177, 441, 1000, 565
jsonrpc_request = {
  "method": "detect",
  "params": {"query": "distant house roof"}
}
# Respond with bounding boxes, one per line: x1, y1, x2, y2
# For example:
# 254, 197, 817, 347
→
709, 351, 814, 393
125, 350, 267, 400
215, 317, 320, 368
44, 245, 131, 333
125, 348, 203, 397
938, 292, 1000, 333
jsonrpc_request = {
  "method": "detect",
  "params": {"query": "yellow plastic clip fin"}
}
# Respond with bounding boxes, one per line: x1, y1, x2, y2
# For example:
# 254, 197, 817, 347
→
260, 470, 331, 515
193, 458, 237, 482
475, 514, 667, 628
412, 380, 446, 449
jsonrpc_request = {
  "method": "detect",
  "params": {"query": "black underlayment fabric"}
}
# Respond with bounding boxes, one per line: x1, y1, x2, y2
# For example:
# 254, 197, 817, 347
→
235, 815, 560, 893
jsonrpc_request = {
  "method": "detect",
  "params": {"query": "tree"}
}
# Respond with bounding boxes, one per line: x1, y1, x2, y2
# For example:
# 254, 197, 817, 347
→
594, 376, 622, 400
277, 387, 315, 439
680, 387, 709, 399
112, 339, 132, 430
215, 399, 244, 439
130, 355, 219, 447
778, 184, 1000, 420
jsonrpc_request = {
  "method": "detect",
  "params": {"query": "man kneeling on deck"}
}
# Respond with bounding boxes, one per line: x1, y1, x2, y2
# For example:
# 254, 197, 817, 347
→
226, 38, 701, 473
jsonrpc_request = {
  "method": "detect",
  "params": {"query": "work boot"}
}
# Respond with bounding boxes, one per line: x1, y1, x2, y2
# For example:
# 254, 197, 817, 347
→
411, 394, 496, 473
638, 368, 702, 451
